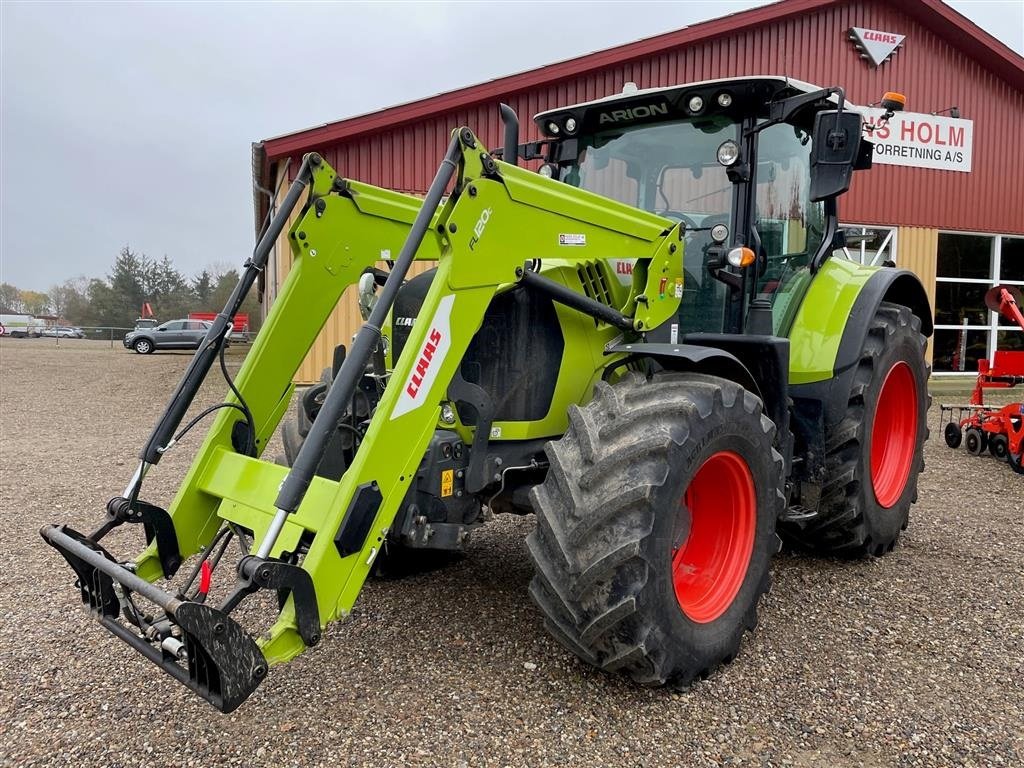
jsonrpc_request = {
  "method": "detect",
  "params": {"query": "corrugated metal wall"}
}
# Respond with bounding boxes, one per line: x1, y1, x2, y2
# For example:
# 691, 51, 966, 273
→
270, 0, 1023, 381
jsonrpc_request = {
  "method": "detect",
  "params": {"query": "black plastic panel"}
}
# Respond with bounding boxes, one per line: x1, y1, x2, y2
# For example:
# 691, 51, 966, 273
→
461, 286, 564, 423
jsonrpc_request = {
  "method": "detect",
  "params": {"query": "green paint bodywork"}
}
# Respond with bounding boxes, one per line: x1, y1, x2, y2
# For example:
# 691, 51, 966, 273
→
786, 257, 881, 385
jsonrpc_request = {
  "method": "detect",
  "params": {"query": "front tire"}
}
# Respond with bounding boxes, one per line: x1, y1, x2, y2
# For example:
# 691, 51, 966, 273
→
780, 302, 929, 556
133, 338, 153, 355
528, 372, 783, 687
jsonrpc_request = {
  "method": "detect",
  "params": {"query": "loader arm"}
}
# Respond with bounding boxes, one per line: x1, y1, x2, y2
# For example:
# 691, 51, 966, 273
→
134, 169, 445, 582
42, 128, 683, 711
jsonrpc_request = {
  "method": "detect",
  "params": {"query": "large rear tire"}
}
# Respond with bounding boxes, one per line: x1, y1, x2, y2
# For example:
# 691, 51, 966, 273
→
780, 302, 928, 556
527, 372, 783, 687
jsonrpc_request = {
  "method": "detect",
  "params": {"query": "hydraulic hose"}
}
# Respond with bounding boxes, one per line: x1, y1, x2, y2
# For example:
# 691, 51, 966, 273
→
139, 157, 313, 466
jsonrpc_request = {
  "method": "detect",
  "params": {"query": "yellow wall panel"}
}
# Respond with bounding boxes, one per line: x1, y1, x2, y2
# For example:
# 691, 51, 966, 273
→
294, 260, 437, 384
262, 164, 436, 384
897, 226, 938, 365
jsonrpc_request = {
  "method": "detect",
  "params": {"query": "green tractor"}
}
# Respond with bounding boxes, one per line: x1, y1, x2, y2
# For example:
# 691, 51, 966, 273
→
43, 77, 931, 712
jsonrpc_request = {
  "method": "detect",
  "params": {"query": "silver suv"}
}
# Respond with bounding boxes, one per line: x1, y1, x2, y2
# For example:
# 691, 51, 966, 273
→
123, 319, 216, 354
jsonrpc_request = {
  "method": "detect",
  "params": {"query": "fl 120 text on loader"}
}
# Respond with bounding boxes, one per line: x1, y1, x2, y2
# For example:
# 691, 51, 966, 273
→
43, 77, 932, 712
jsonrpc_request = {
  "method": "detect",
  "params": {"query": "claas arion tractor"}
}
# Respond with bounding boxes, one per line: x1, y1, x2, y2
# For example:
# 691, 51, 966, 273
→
42, 77, 932, 712
941, 284, 1024, 473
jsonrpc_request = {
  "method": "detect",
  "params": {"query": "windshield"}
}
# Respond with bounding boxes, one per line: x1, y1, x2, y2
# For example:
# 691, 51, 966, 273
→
562, 117, 736, 222
561, 115, 824, 335
563, 118, 738, 333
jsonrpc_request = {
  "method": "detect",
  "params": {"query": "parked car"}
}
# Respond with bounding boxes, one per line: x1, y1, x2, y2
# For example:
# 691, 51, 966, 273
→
40, 326, 84, 338
123, 319, 220, 354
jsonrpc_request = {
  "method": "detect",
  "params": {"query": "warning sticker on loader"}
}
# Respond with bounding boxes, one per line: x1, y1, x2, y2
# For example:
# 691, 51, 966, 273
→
441, 469, 454, 497
558, 234, 586, 246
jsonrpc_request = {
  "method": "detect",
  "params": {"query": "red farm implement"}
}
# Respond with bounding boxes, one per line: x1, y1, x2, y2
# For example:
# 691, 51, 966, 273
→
941, 285, 1024, 474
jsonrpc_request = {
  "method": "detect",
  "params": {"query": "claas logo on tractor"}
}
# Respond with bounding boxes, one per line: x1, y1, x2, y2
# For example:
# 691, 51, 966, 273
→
40, 77, 934, 712
406, 328, 443, 399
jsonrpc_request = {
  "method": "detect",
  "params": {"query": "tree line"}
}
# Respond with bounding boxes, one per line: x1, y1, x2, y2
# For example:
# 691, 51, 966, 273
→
0, 247, 261, 330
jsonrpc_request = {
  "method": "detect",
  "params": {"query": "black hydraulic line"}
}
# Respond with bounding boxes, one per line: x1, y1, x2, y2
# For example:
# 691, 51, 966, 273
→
140, 156, 314, 465
519, 268, 635, 332
171, 402, 249, 447
179, 525, 232, 595
218, 341, 256, 456
274, 136, 463, 514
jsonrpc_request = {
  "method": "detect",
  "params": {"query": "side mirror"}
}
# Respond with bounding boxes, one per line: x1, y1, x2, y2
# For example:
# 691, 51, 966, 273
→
809, 110, 862, 201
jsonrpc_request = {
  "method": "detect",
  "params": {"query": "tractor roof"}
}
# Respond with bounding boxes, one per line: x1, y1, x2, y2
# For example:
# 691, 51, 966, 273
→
533, 76, 848, 138
535, 76, 822, 116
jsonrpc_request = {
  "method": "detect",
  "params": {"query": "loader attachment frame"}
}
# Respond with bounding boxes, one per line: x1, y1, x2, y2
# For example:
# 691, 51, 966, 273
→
41, 525, 266, 712
42, 127, 683, 711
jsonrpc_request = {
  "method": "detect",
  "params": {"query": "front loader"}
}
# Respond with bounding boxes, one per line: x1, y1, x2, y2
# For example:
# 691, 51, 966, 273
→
43, 77, 932, 712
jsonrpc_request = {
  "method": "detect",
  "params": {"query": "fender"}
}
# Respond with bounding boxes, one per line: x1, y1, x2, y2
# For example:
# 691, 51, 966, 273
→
789, 259, 932, 387
605, 341, 761, 400
835, 268, 933, 374
788, 262, 932, 486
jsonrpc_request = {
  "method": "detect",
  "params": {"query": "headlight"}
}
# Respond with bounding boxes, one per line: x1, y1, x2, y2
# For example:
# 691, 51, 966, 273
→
538, 163, 557, 178
717, 92, 733, 107
564, 117, 578, 134
546, 121, 560, 135
711, 224, 729, 243
687, 95, 705, 114
440, 402, 456, 425
717, 140, 740, 166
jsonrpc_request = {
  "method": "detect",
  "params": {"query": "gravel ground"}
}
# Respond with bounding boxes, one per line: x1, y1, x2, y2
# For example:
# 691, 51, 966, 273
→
1, 338, 1021, 767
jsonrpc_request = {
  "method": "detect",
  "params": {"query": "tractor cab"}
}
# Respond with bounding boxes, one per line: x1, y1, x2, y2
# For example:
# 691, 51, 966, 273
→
530, 77, 877, 337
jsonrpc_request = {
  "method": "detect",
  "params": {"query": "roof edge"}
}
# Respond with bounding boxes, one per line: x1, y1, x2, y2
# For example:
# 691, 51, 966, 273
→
905, 0, 1024, 92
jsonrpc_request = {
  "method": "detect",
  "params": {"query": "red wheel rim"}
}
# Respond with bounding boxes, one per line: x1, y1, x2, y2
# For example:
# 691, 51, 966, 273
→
870, 361, 918, 508
672, 451, 756, 624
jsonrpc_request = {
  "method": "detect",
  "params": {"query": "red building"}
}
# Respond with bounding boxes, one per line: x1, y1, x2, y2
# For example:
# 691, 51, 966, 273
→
253, 0, 1024, 381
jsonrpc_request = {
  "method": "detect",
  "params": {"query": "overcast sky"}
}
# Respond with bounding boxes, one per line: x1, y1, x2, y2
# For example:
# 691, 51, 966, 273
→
2, 0, 1022, 292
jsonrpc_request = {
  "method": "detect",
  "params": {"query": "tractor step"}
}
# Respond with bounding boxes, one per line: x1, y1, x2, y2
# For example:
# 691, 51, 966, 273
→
40, 524, 267, 713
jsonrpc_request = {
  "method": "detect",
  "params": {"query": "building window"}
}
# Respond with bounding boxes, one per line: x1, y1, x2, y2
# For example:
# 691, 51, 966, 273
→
932, 233, 1024, 373
841, 225, 898, 266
